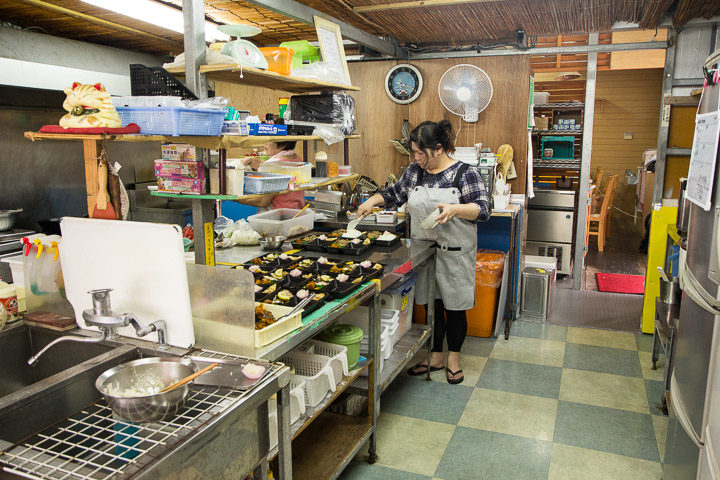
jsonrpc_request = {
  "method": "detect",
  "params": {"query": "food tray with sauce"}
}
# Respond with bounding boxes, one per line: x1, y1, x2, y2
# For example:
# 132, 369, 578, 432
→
255, 302, 303, 347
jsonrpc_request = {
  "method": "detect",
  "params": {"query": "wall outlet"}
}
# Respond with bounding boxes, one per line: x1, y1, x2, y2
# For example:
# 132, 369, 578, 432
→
624, 131, 633, 140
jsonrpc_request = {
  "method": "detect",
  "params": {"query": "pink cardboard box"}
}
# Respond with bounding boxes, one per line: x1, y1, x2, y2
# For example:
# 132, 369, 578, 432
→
154, 159, 204, 179
156, 176, 205, 194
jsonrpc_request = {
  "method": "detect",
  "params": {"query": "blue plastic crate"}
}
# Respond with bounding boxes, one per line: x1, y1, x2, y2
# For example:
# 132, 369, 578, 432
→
116, 106, 226, 136
248, 123, 288, 135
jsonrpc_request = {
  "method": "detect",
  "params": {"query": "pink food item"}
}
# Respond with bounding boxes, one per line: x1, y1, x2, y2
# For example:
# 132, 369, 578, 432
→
279, 253, 289, 260
254, 285, 263, 293
360, 261, 372, 269
318, 257, 328, 264
351, 238, 362, 245
290, 269, 302, 278
296, 289, 309, 299
242, 363, 266, 380
318, 235, 328, 241
336, 274, 349, 283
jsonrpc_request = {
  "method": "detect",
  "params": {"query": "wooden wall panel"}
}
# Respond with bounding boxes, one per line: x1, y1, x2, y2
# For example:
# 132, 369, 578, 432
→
610, 29, 667, 70
216, 55, 530, 193
591, 68, 663, 220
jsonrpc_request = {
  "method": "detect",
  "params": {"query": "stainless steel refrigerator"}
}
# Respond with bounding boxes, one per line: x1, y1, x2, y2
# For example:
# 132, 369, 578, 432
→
663, 81, 720, 479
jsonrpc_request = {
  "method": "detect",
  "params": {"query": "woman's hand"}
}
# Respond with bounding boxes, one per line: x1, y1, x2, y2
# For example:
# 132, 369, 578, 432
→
357, 194, 385, 219
241, 156, 262, 171
435, 203, 480, 223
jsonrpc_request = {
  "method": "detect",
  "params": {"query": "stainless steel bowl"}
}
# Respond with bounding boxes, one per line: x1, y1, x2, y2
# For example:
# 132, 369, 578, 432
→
259, 235, 286, 250
0, 209, 21, 231
96, 357, 197, 423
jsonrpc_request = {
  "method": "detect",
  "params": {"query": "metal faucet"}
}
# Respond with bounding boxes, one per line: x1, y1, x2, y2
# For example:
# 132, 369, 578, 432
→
27, 289, 169, 365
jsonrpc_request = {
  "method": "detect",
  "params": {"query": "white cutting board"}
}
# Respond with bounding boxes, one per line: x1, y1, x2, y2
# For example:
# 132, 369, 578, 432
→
59, 217, 195, 348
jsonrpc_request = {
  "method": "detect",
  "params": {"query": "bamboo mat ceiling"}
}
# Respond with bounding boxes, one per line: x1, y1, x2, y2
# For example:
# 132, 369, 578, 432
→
1, 0, 716, 58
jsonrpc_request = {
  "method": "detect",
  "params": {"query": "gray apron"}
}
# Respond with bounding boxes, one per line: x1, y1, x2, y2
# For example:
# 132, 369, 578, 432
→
409, 163, 477, 311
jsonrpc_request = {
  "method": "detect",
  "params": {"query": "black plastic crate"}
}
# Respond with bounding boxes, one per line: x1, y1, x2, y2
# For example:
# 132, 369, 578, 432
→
130, 64, 198, 100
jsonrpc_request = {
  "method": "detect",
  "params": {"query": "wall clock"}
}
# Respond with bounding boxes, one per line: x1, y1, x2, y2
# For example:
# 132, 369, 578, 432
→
385, 64, 423, 104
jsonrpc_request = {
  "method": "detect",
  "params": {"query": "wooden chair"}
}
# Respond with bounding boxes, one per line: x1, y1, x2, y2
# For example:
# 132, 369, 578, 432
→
592, 167, 604, 191
586, 174, 619, 252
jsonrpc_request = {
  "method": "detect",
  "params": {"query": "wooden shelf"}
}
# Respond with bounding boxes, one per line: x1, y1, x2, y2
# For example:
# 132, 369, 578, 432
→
167, 64, 360, 93
150, 175, 359, 201
291, 413, 372, 480
24, 131, 360, 150
534, 103, 584, 109
532, 130, 582, 135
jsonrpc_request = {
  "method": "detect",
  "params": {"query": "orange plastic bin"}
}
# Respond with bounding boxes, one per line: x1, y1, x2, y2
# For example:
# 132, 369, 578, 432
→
467, 250, 505, 337
259, 47, 295, 75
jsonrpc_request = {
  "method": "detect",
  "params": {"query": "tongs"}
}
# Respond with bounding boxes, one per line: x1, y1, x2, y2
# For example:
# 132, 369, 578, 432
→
277, 293, 316, 322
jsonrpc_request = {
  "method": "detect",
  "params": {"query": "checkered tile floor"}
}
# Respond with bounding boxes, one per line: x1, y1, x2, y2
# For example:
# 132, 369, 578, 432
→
339, 321, 665, 480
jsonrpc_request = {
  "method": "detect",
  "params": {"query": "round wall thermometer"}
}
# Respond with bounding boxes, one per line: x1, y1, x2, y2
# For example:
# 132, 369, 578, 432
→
385, 64, 423, 104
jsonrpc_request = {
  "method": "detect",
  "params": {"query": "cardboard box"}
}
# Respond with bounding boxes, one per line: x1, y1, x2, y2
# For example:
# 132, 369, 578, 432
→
534, 117, 550, 130
162, 144, 196, 161
154, 159, 204, 179
157, 176, 205, 194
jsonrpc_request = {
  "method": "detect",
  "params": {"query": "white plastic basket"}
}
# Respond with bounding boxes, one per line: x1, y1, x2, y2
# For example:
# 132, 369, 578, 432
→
303, 339, 349, 384
280, 352, 336, 407
359, 340, 387, 377
244, 171, 292, 194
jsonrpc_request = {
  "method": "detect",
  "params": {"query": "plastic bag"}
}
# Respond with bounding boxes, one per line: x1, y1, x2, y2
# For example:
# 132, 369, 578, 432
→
312, 125, 345, 145
214, 216, 261, 247
475, 250, 505, 288
184, 96, 229, 109
288, 92, 355, 135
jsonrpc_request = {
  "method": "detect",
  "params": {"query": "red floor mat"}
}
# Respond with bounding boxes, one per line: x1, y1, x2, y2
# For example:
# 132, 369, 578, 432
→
595, 273, 645, 294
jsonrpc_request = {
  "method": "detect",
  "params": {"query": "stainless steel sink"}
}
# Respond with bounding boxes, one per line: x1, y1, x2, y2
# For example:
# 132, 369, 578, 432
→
0, 323, 115, 398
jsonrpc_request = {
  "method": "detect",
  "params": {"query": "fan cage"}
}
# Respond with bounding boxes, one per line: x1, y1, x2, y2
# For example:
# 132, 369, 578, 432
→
438, 64, 493, 117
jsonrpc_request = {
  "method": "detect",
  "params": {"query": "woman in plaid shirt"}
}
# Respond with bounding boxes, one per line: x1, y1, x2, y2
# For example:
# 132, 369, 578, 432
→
358, 120, 491, 384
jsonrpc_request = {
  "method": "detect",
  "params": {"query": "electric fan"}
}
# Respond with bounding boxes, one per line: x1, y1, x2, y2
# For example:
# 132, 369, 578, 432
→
438, 64, 493, 122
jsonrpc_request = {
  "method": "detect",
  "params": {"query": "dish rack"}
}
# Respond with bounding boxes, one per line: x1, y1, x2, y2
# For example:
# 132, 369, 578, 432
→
279, 352, 336, 407
0, 349, 279, 480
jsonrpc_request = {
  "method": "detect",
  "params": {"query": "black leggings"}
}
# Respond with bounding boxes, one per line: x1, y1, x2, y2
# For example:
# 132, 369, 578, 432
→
429, 299, 467, 353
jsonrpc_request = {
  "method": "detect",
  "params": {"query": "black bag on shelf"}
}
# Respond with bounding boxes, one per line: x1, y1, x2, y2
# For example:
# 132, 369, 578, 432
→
288, 92, 356, 135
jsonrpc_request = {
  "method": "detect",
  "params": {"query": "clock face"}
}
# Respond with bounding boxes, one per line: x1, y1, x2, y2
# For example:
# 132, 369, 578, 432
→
385, 64, 423, 104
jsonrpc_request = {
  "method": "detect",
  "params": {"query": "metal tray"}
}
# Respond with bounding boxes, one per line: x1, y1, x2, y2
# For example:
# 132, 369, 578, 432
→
189, 356, 274, 391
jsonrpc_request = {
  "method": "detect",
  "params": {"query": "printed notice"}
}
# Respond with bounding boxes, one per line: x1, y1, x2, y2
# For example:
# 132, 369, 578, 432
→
686, 111, 720, 211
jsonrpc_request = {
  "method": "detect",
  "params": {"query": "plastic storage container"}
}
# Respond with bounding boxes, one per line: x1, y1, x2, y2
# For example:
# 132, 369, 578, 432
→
466, 250, 505, 337
320, 324, 364, 369
210, 168, 245, 195
259, 47, 295, 75
342, 307, 402, 345
254, 302, 303, 347
247, 208, 314, 237
380, 271, 416, 339
541, 136, 575, 159
280, 40, 320, 70
279, 352, 336, 407
259, 162, 312, 184
116, 107, 225, 136
243, 172, 292, 194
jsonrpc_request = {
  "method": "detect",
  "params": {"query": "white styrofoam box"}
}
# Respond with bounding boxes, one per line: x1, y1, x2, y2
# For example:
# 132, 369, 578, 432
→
210, 168, 245, 195
1, 255, 24, 289
302, 339, 349, 384
524, 255, 557, 281
279, 352, 336, 407
342, 307, 398, 333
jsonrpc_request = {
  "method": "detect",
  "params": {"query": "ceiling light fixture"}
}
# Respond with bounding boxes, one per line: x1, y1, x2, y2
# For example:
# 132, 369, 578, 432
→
78, 0, 229, 42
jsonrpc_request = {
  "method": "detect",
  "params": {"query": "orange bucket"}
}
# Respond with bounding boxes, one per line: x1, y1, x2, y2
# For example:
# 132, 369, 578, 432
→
467, 250, 505, 337
259, 47, 295, 75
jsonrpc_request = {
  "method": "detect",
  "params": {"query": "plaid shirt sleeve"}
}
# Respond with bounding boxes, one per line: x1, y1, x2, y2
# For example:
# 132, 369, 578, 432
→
379, 165, 417, 210
459, 166, 492, 223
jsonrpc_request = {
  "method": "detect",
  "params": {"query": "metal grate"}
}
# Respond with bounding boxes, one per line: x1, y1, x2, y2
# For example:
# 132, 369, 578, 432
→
1, 350, 279, 480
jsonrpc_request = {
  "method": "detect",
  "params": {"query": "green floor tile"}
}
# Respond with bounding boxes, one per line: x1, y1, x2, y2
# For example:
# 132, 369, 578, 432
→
510, 321, 568, 341
381, 375, 474, 424
461, 336, 496, 357
476, 358, 562, 398
548, 443, 663, 480
338, 462, 432, 480
636, 333, 655, 352
563, 343, 643, 377
554, 401, 659, 461
435, 426, 552, 480
645, 379, 666, 416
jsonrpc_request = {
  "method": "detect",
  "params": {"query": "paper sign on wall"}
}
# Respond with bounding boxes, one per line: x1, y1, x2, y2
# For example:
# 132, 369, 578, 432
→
686, 111, 720, 211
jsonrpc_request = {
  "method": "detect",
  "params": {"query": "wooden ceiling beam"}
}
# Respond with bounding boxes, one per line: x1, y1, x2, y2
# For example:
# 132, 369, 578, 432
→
352, 0, 504, 13
16, 0, 183, 48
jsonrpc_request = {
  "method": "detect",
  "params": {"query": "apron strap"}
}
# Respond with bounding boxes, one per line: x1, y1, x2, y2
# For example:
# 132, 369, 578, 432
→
452, 163, 470, 190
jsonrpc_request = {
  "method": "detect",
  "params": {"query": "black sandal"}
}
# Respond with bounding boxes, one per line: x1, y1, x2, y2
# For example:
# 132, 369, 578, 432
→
446, 368, 464, 384
407, 363, 444, 376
